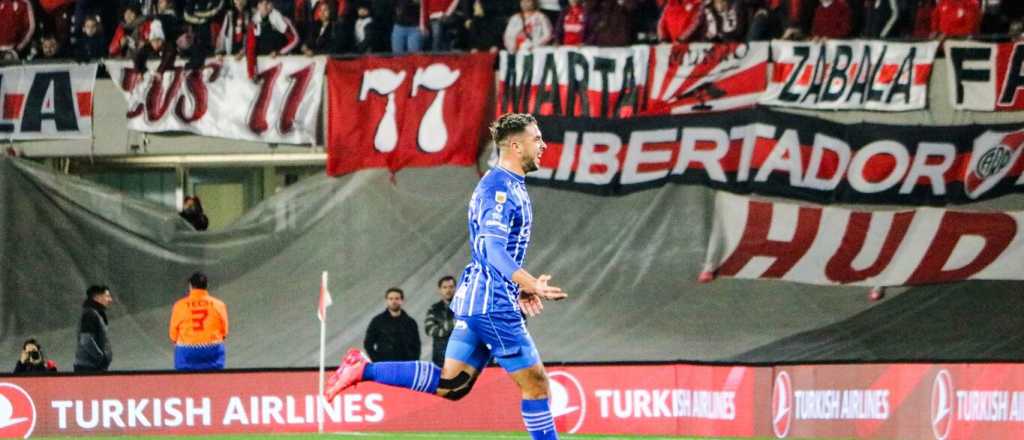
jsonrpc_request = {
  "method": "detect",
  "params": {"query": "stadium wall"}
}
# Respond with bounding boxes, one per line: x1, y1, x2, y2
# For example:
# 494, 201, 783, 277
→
1, 362, 1022, 439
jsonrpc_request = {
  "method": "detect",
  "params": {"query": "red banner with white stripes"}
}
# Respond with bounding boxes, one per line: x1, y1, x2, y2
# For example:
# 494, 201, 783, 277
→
645, 42, 768, 115
326, 53, 494, 177
762, 40, 938, 111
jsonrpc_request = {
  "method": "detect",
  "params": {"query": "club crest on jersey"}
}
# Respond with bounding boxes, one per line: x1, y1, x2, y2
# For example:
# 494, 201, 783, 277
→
495, 191, 507, 204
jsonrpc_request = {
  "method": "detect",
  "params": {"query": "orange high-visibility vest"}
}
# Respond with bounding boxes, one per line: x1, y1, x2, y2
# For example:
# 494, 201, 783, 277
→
169, 289, 229, 345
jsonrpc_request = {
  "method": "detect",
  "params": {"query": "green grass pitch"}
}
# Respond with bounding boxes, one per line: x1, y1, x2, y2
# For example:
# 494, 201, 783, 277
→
37, 434, 790, 440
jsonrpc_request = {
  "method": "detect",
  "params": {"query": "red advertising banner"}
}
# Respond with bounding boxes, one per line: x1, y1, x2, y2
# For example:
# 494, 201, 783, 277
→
0, 364, 768, 437
945, 41, 1024, 111
6, 363, 1024, 438
546, 365, 770, 437
325, 53, 494, 177
771, 364, 1024, 440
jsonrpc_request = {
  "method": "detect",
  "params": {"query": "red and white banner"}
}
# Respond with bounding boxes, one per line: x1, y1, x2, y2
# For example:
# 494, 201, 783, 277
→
531, 112, 1024, 204
945, 41, 1024, 111
0, 364, 769, 437
771, 364, 1024, 440
105, 57, 325, 144
496, 46, 649, 118
0, 63, 96, 140
646, 42, 768, 114
326, 53, 494, 176
762, 40, 937, 111
704, 192, 1024, 286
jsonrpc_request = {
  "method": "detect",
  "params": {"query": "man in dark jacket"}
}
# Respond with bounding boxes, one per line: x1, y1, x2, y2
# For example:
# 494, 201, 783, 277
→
182, 0, 224, 69
863, 0, 900, 37
424, 276, 456, 367
364, 288, 420, 362
584, 0, 637, 46
747, 0, 815, 40
74, 285, 114, 372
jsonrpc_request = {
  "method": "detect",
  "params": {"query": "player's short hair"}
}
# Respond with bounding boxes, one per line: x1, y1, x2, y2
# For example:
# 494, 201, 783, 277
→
437, 275, 455, 287
189, 272, 208, 289
385, 287, 404, 299
489, 113, 537, 146
86, 285, 109, 299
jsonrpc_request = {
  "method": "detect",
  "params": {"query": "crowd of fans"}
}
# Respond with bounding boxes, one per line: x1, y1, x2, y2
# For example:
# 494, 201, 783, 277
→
0, 0, 1021, 67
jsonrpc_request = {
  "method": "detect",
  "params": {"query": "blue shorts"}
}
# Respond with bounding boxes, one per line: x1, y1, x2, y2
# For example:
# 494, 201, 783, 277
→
174, 343, 225, 371
444, 311, 541, 373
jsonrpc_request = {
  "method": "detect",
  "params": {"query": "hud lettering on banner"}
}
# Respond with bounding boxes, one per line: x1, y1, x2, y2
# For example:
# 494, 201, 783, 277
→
704, 192, 1023, 286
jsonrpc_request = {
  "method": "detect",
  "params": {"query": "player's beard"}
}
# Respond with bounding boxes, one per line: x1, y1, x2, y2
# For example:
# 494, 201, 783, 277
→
521, 150, 539, 173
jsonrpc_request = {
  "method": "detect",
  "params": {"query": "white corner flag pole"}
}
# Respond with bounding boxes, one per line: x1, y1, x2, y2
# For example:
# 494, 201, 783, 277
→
318, 270, 329, 434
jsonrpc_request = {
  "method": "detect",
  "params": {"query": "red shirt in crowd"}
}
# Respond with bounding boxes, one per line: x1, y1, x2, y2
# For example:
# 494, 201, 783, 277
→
912, 0, 936, 38
108, 19, 154, 57
932, 0, 980, 37
38, 0, 73, 13
560, 4, 585, 45
0, 0, 36, 52
810, 0, 852, 38
420, 0, 459, 29
658, 0, 703, 43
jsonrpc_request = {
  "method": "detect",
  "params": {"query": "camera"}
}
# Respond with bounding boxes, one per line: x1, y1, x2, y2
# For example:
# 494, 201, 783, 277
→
27, 349, 41, 362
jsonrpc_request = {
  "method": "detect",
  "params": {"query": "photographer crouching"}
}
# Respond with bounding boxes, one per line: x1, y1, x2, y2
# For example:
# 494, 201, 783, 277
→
14, 339, 57, 373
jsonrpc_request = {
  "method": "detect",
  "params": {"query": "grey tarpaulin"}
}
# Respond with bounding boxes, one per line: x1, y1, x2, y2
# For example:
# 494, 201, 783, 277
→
1, 157, 1022, 371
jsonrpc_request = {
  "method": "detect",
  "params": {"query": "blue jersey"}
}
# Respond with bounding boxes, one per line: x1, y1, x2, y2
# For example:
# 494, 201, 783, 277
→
452, 166, 533, 316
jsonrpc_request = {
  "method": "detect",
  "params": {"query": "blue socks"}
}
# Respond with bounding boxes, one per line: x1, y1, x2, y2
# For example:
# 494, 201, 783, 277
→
362, 361, 440, 394
521, 398, 558, 439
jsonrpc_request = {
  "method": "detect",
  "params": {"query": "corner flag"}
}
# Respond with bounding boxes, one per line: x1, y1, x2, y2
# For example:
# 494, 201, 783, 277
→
318, 271, 333, 321
317, 270, 333, 433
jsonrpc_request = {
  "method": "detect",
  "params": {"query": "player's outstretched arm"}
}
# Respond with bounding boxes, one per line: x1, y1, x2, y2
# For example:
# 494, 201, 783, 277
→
513, 270, 567, 317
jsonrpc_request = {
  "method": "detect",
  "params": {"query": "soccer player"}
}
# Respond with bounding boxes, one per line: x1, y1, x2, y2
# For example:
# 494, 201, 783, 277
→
325, 113, 567, 439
